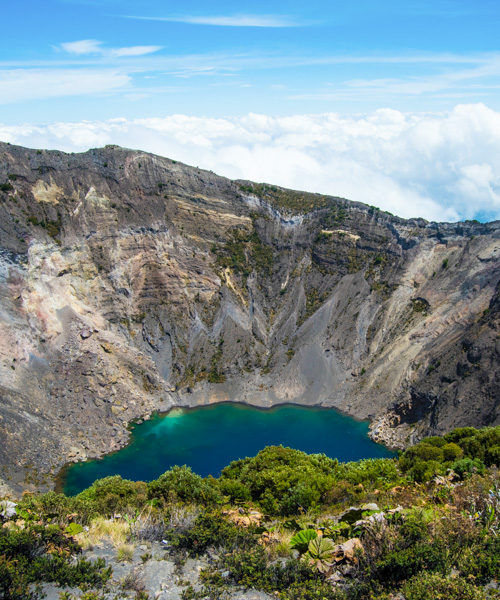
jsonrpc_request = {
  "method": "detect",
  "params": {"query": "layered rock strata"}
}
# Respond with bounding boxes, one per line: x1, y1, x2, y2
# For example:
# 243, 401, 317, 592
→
0, 142, 499, 491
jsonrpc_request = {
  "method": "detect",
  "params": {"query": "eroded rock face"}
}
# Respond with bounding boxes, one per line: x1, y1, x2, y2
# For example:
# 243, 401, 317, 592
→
0, 142, 499, 489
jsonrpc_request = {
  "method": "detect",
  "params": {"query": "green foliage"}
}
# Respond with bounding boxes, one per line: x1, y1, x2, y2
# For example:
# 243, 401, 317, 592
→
401, 572, 487, 600
147, 465, 221, 505
451, 457, 486, 479
211, 227, 274, 281
8, 424, 500, 599
375, 540, 449, 585
400, 425, 500, 482
290, 529, 318, 554
190, 545, 329, 599
239, 183, 337, 215
218, 479, 252, 503
78, 475, 148, 516
0, 525, 111, 598
333, 458, 400, 487
168, 511, 252, 556
17, 491, 95, 526
302, 536, 336, 574
0, 182, 14, 192
0, 555, 39, 600
220, 446, 337, 515
442, 442, 463, 462
64, 523, 84, 536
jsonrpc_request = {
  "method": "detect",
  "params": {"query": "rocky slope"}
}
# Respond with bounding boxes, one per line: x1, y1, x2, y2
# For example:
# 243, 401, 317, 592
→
0, 142, 499, 491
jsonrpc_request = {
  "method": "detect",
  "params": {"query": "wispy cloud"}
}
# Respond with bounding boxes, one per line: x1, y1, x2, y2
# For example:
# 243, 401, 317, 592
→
60, 39, 103, 55
0, 69, 130, 104
291, 54, 500, 101
126, 14, 300, 27
60, 39, 163, 58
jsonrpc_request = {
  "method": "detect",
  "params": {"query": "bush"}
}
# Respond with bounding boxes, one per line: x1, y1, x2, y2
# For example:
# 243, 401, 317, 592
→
399, 426, 500, 482
219, 446, 337, 515
168, 511, 253, 556
442, 442, 463, 462
375, 541, 449, 586
333, 458, 400, 487
401, 572, 486, 600
0, 526, 112, 595
451, 458, 486, 479
17, 491, 94, 526
0, 555, 38, 600
217, 479, 251, 503
148, 466, 221, 505
78, 475, 148, 516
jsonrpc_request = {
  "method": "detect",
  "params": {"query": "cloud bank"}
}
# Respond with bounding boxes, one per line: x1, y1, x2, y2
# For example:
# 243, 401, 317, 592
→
1, 104, 500, 222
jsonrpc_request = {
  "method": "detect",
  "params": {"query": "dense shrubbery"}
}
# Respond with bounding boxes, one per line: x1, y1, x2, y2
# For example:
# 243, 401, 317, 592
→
147, 465, 221, 505
0, 522, 111, 599
399, 425, 500, 482
5, 425, 500, 599
217, 447, 400, 515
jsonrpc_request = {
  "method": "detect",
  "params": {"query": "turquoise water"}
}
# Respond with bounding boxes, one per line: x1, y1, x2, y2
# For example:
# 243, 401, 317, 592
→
61, 403, 394, 496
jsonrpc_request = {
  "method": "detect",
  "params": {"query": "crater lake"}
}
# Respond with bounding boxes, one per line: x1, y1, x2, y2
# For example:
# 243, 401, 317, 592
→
60, 403, 395, 495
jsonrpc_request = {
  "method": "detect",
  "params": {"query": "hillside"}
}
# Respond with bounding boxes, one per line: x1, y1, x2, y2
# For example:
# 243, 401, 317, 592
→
0, 141, 499, 491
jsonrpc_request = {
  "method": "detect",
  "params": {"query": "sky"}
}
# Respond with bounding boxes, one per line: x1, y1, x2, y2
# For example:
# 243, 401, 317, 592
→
1, 0, 500, 222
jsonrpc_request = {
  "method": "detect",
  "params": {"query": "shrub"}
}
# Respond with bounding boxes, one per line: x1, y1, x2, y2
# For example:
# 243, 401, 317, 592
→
148, 466, 221, 505
167, 511, 253, 556
333, 458, 400, 487
375, 541, 449, 586
220, 446, 337, 515
401, 572, 486, 600
0, 526, 111, 593
217, 479, 251, 503
451, 458, 485, 479
442, 442, 463, 462
17, 491, 94, 526
444, 427, 478, 444
77, 476, 148, 516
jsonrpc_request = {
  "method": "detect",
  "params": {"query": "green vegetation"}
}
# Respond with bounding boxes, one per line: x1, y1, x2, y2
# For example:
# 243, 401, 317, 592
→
399, 425, 500, 482
239, 183, 338, 214
211, 227, 274, 282
4, 425, 500, 599
25, 213, 62, 242
0, 520, 111, 599
411, 298, 430, 315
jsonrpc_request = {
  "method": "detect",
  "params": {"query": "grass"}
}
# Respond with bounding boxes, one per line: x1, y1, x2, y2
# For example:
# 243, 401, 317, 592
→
116, 543, 135, 563
76, 517, 129, 549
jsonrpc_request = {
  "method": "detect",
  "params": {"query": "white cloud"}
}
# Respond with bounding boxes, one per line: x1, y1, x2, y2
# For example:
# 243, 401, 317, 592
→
60, 40, 162, 58
126, 14, 300, 27
2, 104, 500, 222
110, 46, 163, 57
0, 69, 130, 103
60, 39, 103, 55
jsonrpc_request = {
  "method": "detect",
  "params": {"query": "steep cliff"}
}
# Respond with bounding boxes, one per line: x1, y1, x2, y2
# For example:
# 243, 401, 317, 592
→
0, 142, 499, 489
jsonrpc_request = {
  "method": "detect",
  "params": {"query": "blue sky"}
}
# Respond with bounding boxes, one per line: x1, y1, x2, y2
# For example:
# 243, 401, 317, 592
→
1, 0, 500, 221
2, 0, 500, 120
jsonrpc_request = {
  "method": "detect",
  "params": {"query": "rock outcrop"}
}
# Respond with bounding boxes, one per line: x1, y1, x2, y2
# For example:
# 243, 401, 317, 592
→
0, 142, 499, 489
